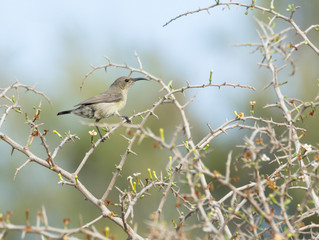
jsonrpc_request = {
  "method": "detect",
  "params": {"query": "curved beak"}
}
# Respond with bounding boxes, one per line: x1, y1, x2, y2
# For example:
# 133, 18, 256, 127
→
132, 77, 149, 82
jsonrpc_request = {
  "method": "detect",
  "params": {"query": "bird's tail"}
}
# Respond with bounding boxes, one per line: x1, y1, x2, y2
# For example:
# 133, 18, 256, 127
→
57, 110, 72, 116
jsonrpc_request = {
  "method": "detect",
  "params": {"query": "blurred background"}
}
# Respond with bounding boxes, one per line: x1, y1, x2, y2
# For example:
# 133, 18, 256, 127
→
1, 1, 318, 238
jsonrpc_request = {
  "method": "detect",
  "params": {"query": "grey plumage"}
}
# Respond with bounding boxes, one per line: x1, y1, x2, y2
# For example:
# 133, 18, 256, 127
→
57, 76, 148, 141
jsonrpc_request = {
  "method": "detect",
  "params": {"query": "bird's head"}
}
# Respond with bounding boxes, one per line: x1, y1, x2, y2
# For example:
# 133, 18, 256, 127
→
110, 76, 148, 91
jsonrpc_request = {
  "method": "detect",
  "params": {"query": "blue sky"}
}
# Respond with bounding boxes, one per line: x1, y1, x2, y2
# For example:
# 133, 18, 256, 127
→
0, 1, 260, 128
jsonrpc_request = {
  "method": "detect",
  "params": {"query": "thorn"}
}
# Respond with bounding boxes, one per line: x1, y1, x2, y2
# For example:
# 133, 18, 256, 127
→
11, 147, 15, 156
120, 134, 131, 141
221, 128, 228, 135
207, 123, 214, 133
127, 148, 137, 156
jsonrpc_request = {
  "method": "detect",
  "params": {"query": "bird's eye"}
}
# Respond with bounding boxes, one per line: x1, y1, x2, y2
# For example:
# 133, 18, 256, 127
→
125, 78, 130, 82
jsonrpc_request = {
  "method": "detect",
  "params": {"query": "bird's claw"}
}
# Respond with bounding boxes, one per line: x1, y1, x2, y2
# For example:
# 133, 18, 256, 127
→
122, 116, 131, 123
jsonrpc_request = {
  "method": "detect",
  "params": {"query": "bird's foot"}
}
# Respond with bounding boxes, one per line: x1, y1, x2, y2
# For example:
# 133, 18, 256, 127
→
95, 126, 106, 142
122, 116, 131, 123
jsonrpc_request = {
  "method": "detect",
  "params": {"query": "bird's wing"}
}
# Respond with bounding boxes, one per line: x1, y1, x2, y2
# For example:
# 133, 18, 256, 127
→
75, 92, 123, 106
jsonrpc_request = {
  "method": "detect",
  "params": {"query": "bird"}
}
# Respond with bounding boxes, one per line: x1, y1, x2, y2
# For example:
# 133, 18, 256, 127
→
57, 76, 148, 141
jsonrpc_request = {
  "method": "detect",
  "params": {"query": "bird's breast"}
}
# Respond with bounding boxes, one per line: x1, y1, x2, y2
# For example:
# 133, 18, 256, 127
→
93, 100, 126, 119
116, 99, 126, 110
